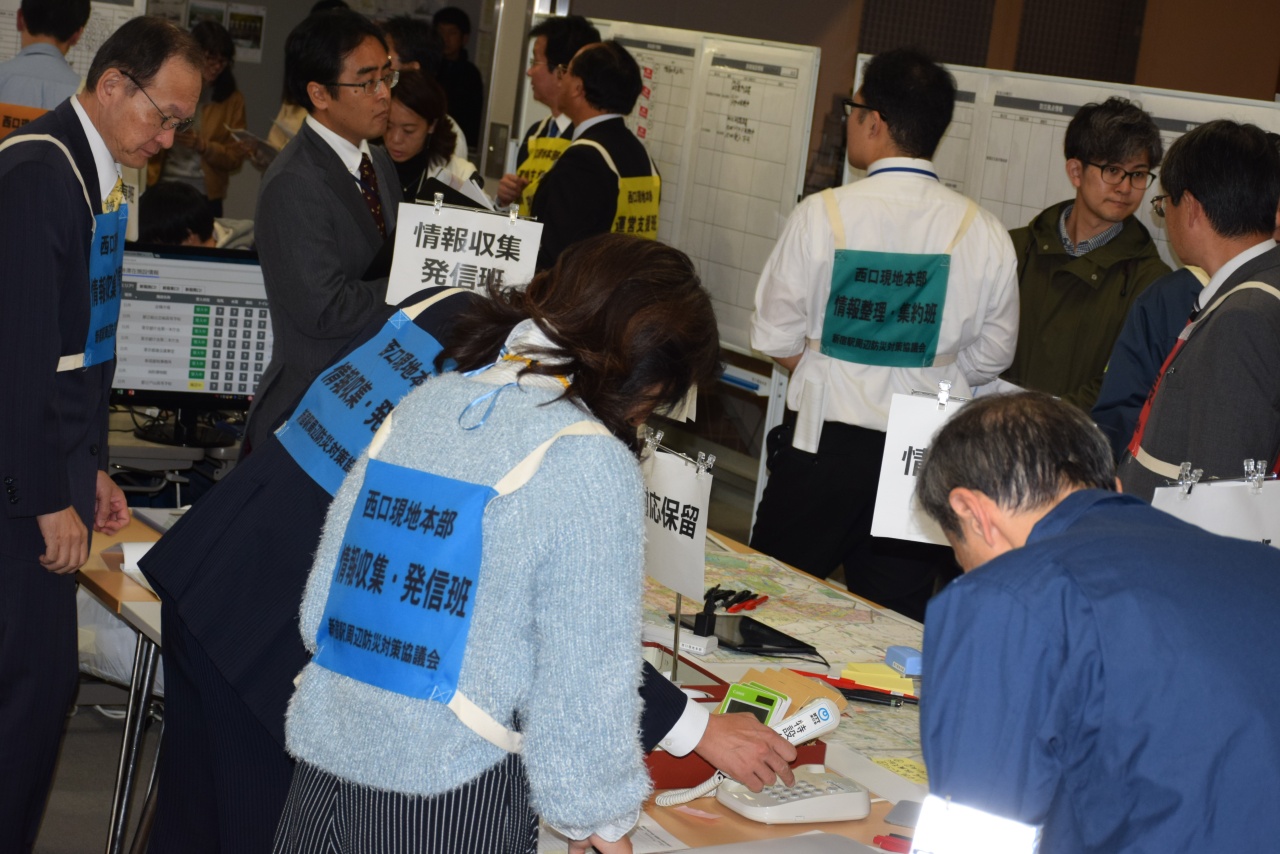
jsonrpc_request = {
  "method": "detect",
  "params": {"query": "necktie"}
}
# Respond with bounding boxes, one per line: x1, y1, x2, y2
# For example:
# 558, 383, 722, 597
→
357, 153, 386, 237
545, 120, 560, 139
103, 176, 125, 213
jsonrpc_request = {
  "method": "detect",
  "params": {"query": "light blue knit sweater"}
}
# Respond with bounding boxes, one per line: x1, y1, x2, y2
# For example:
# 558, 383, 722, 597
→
286, 371, 651, 838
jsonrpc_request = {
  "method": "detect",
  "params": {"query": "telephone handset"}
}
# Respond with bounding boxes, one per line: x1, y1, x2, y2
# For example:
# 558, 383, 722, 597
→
655, 699, 846, 809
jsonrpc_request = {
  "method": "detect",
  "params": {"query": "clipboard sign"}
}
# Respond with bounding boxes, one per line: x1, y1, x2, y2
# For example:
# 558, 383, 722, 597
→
640, 445, 712, 601
0, 103, 47, 140
1152, 477, 1280, 549
871, 388, 968, 545
386, 202, 543, 305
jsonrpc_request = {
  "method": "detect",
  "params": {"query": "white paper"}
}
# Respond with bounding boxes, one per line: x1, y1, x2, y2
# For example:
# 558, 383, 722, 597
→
1151, 480, 1280, 548
641, 449, 711, 601
871, 393, 967, 545
227, 4, 266, 64
386, 203, 542, 305
120, 541, 156, 592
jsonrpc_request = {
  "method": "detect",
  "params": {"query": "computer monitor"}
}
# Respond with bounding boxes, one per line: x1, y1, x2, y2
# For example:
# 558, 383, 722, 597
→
113, 244, 274, 448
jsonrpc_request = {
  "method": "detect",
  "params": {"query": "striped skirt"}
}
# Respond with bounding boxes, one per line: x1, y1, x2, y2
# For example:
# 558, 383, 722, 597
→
272, 754, 537, 853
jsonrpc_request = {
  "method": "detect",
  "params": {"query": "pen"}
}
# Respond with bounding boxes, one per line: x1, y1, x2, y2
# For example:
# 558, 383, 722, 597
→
840, 688, 903, 708
724, 589, 754, 609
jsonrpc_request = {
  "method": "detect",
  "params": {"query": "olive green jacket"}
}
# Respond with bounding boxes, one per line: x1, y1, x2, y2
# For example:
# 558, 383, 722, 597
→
1002, 200, 1170, 409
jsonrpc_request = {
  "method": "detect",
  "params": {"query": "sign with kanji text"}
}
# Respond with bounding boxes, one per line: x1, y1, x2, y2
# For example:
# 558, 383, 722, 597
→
871, 392, 967, 545
640, 449, 710, 600
386, 203, 543, 305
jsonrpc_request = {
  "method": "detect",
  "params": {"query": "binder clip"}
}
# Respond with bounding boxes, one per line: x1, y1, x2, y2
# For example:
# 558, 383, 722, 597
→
643, 427, 664, 453
1176, 462, 1202, 496
641, 427, 716, 476
1244, 459, 1266, 493
433, 192, 444, 214
509, 208, 519, 226
694, 451, 716, 478
936, 379, 952, 410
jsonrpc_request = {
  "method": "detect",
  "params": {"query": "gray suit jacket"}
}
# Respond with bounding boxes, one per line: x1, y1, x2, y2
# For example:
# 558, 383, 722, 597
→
1119, 244, 1280, 500
245, 121, 401, 450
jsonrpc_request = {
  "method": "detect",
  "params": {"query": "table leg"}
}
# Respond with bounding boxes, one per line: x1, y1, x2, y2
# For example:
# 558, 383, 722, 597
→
105, 631, 158, 854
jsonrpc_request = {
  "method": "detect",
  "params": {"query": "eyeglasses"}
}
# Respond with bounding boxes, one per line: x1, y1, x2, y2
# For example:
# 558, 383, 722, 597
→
528, 57, 548, 69
327, 70, 399, 96
1150, 194, 1168, 217
1087, 161, 1155, 190
842, 98, 884, 120
122, 71, 195, 132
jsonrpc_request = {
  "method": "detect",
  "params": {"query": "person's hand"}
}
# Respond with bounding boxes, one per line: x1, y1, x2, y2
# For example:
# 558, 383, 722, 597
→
37, 505, 89, 574
496, 173, 528, 207
693, 712, 798, 791
94, 470, 130, 535
568, 834, 632, 854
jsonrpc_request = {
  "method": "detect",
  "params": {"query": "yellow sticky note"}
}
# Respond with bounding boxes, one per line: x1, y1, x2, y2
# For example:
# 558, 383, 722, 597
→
841, 663, 916, 694
873, 757, 929, 785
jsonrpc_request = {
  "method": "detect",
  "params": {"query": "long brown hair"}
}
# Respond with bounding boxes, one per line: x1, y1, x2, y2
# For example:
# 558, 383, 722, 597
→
440, 234, 723, 453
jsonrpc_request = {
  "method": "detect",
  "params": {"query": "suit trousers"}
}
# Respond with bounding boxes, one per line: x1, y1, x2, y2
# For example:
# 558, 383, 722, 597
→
0, 561, 78, 853
148, 602, 295, 854
750, 418, 957, 623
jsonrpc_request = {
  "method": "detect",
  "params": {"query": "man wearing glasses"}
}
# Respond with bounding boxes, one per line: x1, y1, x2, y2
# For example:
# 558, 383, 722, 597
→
1000, 97, 1170, 410
0, 17, 201, 848
1118, 120, 1280, 501
495, 15, 599, 213
246, 9, 401, 453
749, 49, 1019, 621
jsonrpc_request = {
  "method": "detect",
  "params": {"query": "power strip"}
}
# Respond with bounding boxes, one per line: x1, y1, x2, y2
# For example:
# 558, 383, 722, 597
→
643, 624, 719, 656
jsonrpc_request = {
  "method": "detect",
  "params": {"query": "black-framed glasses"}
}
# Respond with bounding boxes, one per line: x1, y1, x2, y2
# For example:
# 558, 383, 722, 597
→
121, 70, 195, 132
327, 70, 399, 96
1150, 194, 1168, 217
842, 98, 883, 120
1087, 161, 1155, 190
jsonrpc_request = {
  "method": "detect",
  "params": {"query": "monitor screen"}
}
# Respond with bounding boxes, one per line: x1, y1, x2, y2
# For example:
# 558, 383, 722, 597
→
113, 244, 274, 446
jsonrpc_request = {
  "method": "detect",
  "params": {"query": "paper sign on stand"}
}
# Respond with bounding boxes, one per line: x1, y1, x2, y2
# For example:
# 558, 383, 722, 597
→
1152, 479, 1280, 548
387, 203, 543, 306
871, 391, 967, 545
640, 449, 711, 601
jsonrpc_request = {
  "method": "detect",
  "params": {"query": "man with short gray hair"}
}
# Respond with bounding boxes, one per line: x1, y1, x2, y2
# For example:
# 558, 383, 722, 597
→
914, 391, 1280, 852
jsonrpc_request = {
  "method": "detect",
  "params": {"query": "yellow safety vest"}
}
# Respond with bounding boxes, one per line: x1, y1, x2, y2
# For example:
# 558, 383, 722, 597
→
515, 117, 571, 218
568, 137, 661, 241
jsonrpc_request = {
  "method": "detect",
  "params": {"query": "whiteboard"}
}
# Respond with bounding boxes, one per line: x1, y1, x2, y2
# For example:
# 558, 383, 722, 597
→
516, 19, 820, 350
852, 55, 1280, 270
0, 0, 146, 78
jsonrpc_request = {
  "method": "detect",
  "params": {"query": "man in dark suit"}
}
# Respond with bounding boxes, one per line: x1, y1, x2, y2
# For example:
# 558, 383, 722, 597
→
532, 40, 660, 271
245, 9, 401, 452
0, 17, 201, 850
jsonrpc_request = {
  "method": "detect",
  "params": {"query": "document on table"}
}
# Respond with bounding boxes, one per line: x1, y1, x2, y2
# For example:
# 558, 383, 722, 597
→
537, 813, 687, 852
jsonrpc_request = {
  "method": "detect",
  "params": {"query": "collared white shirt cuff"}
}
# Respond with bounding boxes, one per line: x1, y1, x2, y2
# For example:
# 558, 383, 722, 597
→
550, 808, 640, 844
658, 695, 709, 757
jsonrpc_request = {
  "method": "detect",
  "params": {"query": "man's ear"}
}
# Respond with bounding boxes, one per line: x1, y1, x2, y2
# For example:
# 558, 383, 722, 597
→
307, 81, 331, 113
949, 487, 997, 547
1065, 158, 1084, 189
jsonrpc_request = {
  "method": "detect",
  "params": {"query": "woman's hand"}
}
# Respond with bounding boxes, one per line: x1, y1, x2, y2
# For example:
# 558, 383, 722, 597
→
568, 834, 633, 854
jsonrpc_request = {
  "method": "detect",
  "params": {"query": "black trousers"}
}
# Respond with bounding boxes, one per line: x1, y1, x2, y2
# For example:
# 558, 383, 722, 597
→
148, 602, 295, 854
750, 419, 957, 623
0, 561, 78, 854
273, 755, 538, 854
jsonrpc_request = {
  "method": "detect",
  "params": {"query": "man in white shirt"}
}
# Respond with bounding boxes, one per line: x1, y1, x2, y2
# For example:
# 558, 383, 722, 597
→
0, 0, 90, 110
1118, 119, 1280, 500
749, 48, 1019, 621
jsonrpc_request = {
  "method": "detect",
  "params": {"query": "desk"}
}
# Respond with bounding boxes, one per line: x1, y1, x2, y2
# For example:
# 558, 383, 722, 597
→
107, 411, 206, 474
78, 519, 161, 854
638, 534, 927, 850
